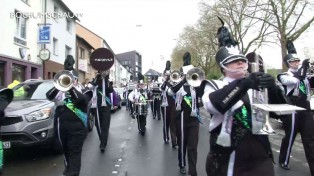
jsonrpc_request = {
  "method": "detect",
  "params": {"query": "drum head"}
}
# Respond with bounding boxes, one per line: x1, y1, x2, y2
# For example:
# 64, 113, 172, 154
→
90, 48, 114, 71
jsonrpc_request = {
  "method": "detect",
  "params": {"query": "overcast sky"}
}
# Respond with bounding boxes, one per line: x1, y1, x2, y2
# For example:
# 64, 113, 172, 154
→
63, 0, 202, 73
63, 0, 314, 72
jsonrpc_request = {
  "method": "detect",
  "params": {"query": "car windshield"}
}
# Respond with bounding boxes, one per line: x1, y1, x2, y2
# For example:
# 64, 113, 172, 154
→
12, 81, 54, 101
114, 88, 124, 94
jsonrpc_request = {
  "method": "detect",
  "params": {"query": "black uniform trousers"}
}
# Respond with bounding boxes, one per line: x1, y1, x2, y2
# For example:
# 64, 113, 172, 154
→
161, 95, 177, 145
176, 108, 199, 176
128, 100, 133, 114
206, 131, 274, 176
94, 104, 111, 148
128, 91, 133, 115
279, 96, 314, 175
136, 114, 147, 134
56, 107, 87, 176
152, 97, 161, 119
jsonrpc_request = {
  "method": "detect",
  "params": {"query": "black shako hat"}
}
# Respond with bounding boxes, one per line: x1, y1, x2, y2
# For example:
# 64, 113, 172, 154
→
215, 17, 246, 68
64, 55, 75, 71
137, 73, 145, 84
183, 52, 191, 66
283, 40, 299, 67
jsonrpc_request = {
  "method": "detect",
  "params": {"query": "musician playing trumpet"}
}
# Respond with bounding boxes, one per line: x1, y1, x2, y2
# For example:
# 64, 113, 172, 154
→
169, 51, 201, 176
160, 61, 177, 147
196, 19, 278, 176
46, 55, 92, 176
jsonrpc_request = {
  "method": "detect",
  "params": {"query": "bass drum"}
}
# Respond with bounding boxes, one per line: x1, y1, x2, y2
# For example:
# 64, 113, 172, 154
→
134, 102, 148, 115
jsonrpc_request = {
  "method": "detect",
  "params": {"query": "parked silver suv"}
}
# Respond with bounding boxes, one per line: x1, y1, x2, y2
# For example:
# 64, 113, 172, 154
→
1, 79, 94, 152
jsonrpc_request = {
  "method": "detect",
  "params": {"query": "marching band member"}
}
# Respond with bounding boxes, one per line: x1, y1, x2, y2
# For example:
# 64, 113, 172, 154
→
0, 88, 13, 174
125, 75, 134, 115
88, 71, 113, 153
277, 40, 314, 174
123, 86, 128, 111
128, 73, 149, 135
46, 55, 92, 176
198, 18, 276, 176
160, 61, 177, 147
150, 76, 162, 120
169, 51, 201, 176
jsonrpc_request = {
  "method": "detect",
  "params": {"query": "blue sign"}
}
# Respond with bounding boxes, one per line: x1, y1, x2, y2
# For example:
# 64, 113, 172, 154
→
38, 25, 51, 44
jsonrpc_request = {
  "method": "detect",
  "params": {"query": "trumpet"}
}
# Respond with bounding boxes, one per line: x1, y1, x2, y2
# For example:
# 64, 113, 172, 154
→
53, 70, 75, 92
170, 70, 182, 83
186, 67, 205, 87
306, 61, 314, 77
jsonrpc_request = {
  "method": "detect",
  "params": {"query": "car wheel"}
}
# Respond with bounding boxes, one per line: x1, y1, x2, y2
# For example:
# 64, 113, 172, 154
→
87, 111, 95, 132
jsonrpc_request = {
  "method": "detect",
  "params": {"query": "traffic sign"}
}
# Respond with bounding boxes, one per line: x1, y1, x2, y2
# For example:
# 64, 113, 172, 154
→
39, 48, 51, 61
38, 25, 51, 44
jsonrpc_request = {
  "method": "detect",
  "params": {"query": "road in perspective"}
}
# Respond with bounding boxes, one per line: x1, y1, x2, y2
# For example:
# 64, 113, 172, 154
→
2, 106, 312, 176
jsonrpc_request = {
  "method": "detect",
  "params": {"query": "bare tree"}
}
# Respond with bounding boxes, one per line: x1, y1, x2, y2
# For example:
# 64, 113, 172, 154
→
200, 0, 275, 54
171, 23, 222, 77
267, 0, 314, 69
171, 0, 274, 76
170, 45, 186, 70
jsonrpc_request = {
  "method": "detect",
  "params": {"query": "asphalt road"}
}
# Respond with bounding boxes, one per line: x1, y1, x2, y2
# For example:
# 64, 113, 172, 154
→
2, 106, 312, 176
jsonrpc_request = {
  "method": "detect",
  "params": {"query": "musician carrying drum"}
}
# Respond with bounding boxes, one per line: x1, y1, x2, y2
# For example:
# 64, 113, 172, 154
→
128, 73, 149, 135
150, 76, 162, 120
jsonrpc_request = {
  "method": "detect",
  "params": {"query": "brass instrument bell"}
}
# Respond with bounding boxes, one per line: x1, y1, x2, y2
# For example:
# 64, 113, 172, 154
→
53, 70, 75, 91
170, 70, 181, 83
186, 67, 205, 87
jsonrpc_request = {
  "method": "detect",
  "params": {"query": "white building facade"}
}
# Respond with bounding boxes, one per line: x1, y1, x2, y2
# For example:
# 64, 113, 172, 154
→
41, 0, 79, 79
0, 0, 79, 88
0, 0, 42, 88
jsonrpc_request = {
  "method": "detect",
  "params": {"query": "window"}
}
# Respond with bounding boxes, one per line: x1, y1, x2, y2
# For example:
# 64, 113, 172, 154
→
66, 18, 71, 32
12, 81, 54, 101
79, 47, 85, 59
14, 10, 27, 46
88, 63, 91, 73
12, 64, 25, 82
65, 45, 72, 59
122, 60, 129, 65
53, 38, 58, 55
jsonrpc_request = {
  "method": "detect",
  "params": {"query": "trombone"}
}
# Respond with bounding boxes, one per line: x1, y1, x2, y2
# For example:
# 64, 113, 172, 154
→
53, 70, 75, 92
